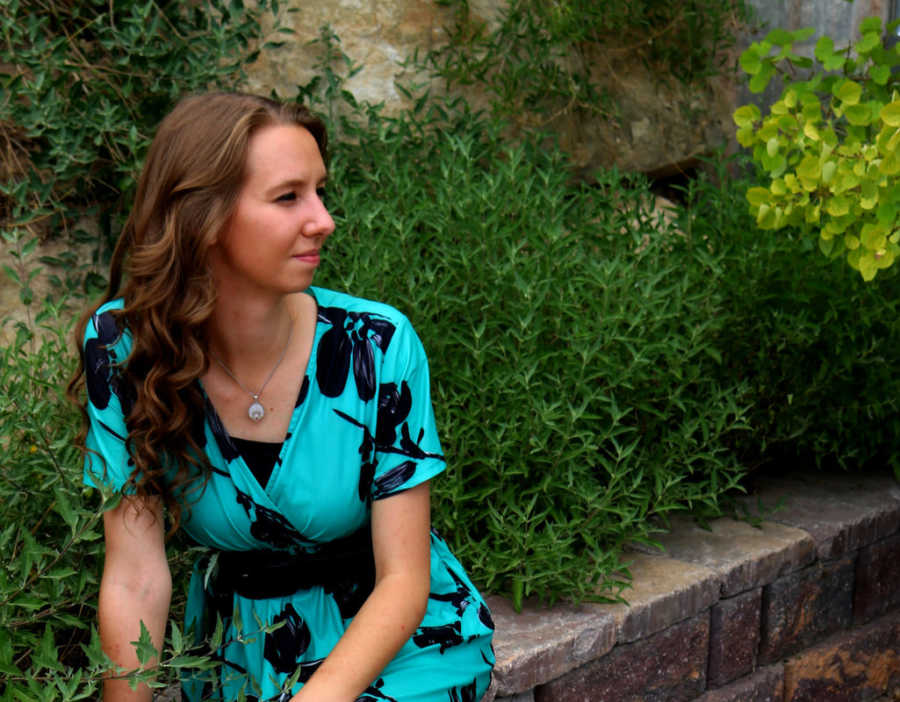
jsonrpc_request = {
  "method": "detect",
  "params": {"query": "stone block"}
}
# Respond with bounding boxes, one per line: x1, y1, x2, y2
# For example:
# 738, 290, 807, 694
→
597, 552, 720, 644
854, 532, 900, 624
783, 609, 900, 702
485, 594, 616, 696
758, 556, 855, 665
708, 588, 762, 687
533, 613, 709, 702
696, 665, 784, 702
739, 471, 900, 560
648, 515, 816, 597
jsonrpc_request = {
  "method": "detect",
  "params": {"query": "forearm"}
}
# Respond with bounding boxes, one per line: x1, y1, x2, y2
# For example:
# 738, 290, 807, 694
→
290, 571, 428, 702
99, 569, 172, 702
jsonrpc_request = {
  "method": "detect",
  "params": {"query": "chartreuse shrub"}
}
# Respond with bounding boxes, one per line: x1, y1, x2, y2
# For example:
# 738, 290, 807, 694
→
735, 17, 900, 280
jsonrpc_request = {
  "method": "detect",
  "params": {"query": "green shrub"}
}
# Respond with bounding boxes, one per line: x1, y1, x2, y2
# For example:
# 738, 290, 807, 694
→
305, 72, 751, 605
0, 0, 285, 264
735, 17, 900, 280
678, 153, 900, 476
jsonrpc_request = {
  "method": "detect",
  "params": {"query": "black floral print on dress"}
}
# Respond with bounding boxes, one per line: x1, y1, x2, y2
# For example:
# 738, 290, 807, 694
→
263, 603, 311, 674
357, 678, 396, 702
235, 489, 309, 548
84, 311, 134, 416
316, 307, 395, 400
412, 620, 464, 653
375, 381, 412, 447
449, 679, 479, 702
371, 461, 417, 500
295, 375, 310, 407
333, 409, 443, 502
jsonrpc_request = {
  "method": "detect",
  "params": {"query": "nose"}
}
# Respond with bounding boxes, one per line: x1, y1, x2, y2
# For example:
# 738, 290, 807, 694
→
302, 195, 335, 239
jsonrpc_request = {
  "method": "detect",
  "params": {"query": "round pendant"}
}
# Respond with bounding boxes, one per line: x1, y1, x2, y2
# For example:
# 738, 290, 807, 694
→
248, 400, 265, 422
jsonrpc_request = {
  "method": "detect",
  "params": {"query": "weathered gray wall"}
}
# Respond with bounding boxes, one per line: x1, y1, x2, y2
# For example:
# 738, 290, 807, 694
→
245, 0, 896, 175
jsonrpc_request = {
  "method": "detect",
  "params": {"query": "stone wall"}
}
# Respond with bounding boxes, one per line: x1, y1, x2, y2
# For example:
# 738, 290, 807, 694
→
485, 471, 900, 702
246, 0, 896, 176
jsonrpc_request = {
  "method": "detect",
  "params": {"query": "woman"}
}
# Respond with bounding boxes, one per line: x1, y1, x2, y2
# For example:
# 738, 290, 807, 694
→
74, 93, 495, 702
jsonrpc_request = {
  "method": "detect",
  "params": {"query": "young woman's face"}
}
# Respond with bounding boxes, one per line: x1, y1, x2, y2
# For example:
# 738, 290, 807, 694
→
209, 123, 334, 300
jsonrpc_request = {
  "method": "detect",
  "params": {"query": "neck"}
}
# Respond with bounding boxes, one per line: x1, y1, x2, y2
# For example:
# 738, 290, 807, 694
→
206, 292, 303, 373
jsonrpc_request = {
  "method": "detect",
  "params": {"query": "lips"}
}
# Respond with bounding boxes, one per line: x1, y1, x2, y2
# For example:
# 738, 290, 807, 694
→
293, 250, 320, 264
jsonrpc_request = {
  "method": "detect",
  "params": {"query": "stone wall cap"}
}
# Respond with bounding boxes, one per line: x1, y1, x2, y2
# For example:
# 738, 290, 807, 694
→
639, 516, 816, 597
599, 552, 720, 644
739, 472, 900, 560
484, 595, 616, 696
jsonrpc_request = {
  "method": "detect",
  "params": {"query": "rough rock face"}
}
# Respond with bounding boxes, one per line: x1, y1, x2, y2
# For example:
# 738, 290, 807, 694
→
245, 0, 895, 175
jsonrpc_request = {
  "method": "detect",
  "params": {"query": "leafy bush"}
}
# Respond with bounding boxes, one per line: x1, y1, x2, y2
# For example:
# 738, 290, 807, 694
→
735, 17, 900, 280
302, 57, 751, 604
427, 0, 752, 123
677, 153, 900, 477
0, 0, 285, 265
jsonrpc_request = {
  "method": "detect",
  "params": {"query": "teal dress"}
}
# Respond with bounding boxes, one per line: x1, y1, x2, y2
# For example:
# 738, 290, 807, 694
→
83, 287, 495, 702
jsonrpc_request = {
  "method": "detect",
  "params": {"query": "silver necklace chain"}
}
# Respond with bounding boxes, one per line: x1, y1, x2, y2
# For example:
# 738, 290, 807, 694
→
209, 324, 294, 422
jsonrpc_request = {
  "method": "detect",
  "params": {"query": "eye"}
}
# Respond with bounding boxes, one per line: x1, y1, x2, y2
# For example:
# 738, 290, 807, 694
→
275, 192, 297, 203
316, 187, 327, 204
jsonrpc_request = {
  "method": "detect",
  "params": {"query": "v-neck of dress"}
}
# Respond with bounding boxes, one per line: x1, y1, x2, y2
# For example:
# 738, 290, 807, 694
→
201, 289, 326, 495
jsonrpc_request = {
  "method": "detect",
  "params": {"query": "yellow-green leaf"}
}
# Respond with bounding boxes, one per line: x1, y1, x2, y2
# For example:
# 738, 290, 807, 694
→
859, 251, 878, 280
757, 203, 776, 228
860, 181, 879, 210
861, 223, 887, 249
846, 233, 860, 250
733, 104, 761, 128
880, 101, 900, 127
856, 32, 880, 54
740, 47, 763, 75
875, 247, 896, 268
845, 103, 872, 126
749, 63, 776, 93
827, 196, 851, 217
880, 151, 900, 175
736, 126, 755, 147
806, 203, 821, 224
815, 35, 835, 63
746, 186, 771, 207
835, 80, 863, 105
797, 154, 821, 181
872, 64, 891, 86
822, 160, 837, 183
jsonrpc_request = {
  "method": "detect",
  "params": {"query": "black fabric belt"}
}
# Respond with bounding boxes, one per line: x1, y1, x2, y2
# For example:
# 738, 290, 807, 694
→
209, 525, 375, 601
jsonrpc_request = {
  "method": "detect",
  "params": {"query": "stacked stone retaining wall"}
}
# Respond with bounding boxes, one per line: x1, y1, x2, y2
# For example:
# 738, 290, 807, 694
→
486, 471, 900, 702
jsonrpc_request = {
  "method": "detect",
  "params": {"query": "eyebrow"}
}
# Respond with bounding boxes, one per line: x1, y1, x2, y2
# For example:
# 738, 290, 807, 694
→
263, 175, 329, 196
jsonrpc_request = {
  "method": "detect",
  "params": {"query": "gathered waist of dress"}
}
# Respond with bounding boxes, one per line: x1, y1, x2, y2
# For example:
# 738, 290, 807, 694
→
210, 525, 375, 600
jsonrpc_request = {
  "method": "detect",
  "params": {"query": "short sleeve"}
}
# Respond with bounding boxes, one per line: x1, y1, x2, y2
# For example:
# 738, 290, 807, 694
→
82, 301, 135, 493
371, 317, 446, 500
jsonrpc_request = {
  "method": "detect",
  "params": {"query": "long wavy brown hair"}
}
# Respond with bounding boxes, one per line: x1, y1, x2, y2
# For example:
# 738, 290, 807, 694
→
69, 93, 327, 532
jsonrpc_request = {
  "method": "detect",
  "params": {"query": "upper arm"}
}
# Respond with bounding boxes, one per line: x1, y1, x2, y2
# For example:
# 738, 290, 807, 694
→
370, 482, 431, 590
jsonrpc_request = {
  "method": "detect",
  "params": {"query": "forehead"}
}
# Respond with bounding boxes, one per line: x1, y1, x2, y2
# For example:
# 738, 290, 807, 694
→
242, 123, 325, 185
